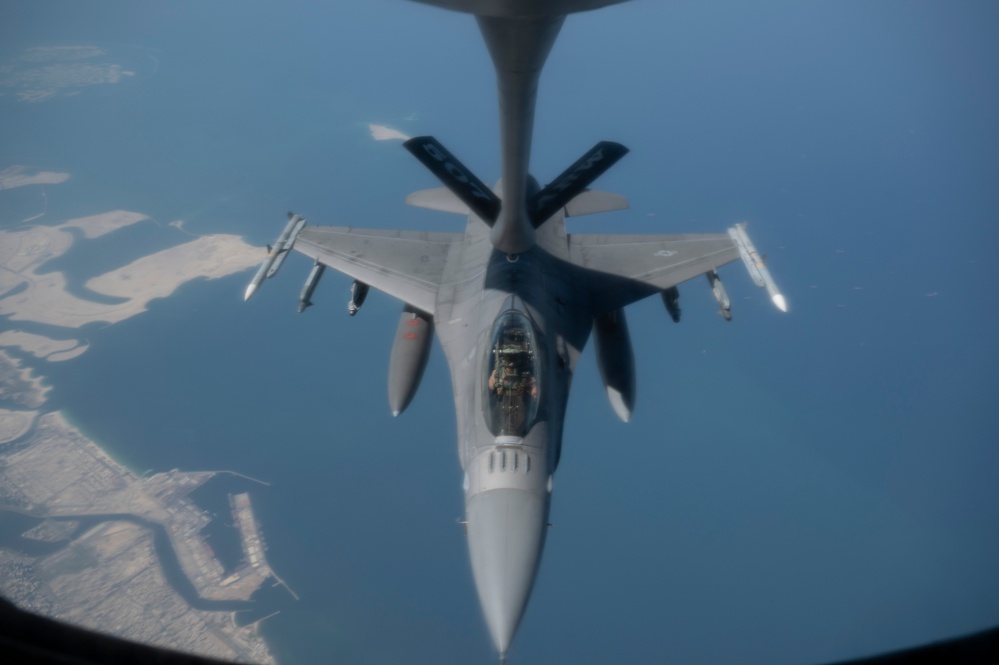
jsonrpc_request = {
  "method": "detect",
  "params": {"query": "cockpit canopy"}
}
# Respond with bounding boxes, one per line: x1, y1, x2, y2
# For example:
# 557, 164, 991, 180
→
483, 310, 542, 438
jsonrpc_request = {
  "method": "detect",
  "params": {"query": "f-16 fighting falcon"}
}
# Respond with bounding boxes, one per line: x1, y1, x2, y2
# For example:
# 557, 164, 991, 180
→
244, 0, 787, 661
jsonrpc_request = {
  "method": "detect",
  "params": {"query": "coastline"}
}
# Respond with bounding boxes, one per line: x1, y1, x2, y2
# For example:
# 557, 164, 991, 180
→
0, 406, 285, 664
0, 204, 288, 663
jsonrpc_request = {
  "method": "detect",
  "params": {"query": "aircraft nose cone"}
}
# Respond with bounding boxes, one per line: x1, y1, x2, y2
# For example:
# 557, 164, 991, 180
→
466, 488, 549, 658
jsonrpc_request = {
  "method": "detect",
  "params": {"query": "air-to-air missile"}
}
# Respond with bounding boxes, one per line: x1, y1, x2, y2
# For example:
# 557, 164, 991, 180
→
243, 213, 307, 301
298, 261, 325, 313
348, 281, 369, 316
388, 306, 434, 417
728, 222, 788, 312
706, 269, 732, 321
592, 308, 636, 423
661, 286, 681, 323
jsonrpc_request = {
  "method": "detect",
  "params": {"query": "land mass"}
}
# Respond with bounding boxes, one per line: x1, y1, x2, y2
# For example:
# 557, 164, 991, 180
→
0, 177, 282, 662
0, 351, 285, 664
0, 215, 261, 329
0, 165, 71, 190
0, 331, 88, 362
0, 45, 141, 103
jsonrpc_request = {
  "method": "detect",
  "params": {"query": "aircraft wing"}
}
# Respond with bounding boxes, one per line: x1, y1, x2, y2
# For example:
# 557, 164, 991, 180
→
293, 225, 461, 315
567, 232, 740, 314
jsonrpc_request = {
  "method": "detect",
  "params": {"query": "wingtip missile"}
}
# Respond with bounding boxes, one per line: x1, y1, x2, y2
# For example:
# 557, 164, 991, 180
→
243, 249, 274, 302
243, 213, 307, 302
266, 215, 307, 279
728, 223, 787, 313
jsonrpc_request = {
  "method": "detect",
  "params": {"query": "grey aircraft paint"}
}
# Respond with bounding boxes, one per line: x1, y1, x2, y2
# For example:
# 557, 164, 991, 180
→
244, 0, 786, 661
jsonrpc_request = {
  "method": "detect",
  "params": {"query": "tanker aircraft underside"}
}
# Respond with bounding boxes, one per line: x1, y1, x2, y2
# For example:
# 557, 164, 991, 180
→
244, 0, 786, 661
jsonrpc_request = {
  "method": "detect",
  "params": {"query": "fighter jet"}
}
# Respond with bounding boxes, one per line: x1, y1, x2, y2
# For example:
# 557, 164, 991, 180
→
244, 0, 787, 660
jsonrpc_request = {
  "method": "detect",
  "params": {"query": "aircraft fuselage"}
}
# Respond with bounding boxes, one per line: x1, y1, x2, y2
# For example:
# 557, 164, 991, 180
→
244, 1, 786, 661
433, 207, 590, 654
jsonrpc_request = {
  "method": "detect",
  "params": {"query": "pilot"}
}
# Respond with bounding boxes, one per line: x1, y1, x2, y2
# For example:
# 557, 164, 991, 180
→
488, 353, 537, 398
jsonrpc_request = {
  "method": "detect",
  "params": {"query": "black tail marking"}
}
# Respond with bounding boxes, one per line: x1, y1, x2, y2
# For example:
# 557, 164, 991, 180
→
529, 141, 629, 227
404, 136, 501, 225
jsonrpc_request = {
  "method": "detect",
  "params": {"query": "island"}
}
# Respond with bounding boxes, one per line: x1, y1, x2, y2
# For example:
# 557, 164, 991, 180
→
0, 212, 262, 330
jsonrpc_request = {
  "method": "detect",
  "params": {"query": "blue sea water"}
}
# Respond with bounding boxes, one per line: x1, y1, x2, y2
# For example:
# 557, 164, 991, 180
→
3, 2, 999, 665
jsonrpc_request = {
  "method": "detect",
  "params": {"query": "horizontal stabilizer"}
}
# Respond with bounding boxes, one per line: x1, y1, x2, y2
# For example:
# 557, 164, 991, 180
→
405, 187, 472, 216
404, 136, 501, 224
530, 141, 629, 227
565, 189, 629, 217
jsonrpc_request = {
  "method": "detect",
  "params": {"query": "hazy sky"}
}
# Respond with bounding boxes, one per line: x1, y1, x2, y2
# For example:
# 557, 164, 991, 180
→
3, 1, 999, 664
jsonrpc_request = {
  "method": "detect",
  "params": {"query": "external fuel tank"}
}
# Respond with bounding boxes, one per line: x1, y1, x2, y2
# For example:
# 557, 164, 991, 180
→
387, 306, 434, 416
